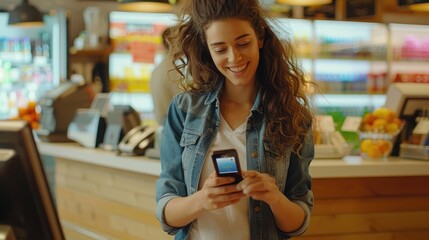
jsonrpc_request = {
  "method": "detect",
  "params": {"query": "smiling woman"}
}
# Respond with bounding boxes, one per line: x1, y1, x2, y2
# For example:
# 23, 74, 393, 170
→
205, 19, 262, 90
155, 0, 315, 239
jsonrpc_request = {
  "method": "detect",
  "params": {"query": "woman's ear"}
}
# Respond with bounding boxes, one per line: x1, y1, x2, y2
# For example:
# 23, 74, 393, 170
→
258, 38, 264, 49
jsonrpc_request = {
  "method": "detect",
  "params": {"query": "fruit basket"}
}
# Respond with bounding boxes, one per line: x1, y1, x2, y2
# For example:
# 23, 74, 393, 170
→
358, 132, 397, 160
358, 107, 403, 160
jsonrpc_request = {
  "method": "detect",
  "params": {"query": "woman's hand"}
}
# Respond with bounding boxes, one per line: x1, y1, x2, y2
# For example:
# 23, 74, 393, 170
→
237, 170, 282, 205
237, 170, 307, 232
199, 171, 246, 210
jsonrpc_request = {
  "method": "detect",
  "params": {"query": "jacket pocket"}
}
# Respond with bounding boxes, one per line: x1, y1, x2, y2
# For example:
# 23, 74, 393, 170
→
180, 131, 200, 170
263, 142, 291, 192
263, 141, 285, 159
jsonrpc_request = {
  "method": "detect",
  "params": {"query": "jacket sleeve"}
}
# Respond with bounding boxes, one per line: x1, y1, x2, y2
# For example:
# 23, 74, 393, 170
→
155, 95, 188, 235
280, 129, 314, 238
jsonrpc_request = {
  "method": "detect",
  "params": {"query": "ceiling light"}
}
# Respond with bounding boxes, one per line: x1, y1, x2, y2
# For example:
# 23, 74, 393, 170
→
276, 0, 332, 6
118, 0, 176, 12
8, 0, 44, 27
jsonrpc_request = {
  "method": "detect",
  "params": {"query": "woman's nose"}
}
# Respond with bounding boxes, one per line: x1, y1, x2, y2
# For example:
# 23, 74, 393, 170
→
228, 48, 242, 62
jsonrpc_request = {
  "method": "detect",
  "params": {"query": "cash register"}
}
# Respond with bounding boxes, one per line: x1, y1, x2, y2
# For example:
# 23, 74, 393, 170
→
36, 82, 96, 142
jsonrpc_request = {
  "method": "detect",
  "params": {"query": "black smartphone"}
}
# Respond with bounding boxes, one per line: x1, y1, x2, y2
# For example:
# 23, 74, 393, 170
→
211, 149, 243, 185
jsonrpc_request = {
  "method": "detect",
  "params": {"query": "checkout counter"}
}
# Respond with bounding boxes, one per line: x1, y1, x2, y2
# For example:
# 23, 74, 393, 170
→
37, 141, 429, 240
34, 83, 429, 239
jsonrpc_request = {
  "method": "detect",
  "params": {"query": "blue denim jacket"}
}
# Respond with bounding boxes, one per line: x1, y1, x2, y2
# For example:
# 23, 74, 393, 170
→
155, 81, 314, 240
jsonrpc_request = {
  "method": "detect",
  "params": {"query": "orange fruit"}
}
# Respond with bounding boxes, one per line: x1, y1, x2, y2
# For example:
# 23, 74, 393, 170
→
27, 101, 37, 113
31, 121, 39, 129
363, 113, 376, 125
21, 115, 33, 123
367, 145, 382, 158
385, 123, 399, 134
376, 140, 392, 155
360, 139, 373, 153
18, 107, 28, 117
373, 119, 388, 131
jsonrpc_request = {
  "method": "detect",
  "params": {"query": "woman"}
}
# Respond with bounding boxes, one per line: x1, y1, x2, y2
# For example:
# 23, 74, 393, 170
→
156, 0, 314, 239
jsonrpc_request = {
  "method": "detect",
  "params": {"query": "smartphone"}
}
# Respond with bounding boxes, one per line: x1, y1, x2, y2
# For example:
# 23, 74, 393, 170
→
211, 149, 243, 185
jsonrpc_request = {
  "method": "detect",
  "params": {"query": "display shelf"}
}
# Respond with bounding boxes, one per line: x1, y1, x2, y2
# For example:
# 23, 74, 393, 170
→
69, 46, 112, 57
392, 58, 429, 63
313, 20, 388, 94
274, 18, 391, 95
311, 93, 385, 108
316, 55, 386, 62
388, 23, 429, 84
389, 24, 429, 59
0, 12, 67, 120
276, 19, 429, 93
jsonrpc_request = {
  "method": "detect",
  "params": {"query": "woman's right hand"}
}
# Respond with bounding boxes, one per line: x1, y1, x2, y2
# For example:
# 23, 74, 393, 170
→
199, 171, 246, 210
163, 172, 245, 227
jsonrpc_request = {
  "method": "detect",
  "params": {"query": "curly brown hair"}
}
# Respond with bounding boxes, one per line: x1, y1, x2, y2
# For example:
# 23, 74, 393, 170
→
168, 0, 314, 153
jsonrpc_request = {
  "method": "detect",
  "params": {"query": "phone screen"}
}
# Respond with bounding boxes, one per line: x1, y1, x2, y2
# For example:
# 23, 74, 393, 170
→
212, 149, 242, 184
215, 156, 239, 174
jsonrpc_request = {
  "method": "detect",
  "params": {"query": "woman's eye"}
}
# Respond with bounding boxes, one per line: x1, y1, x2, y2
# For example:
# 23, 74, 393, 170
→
238, 41, 250, 47
214, 48, 226, 53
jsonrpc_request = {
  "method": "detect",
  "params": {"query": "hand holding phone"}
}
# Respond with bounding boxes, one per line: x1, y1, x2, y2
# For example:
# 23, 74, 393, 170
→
212, 149, 243, 185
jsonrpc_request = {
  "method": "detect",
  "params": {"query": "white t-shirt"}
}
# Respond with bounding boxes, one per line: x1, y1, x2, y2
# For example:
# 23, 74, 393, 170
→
189, 114, 250, 240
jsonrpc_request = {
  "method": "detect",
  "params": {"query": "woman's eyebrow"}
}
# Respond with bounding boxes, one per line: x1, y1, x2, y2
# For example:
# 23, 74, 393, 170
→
209, 34, 251, 46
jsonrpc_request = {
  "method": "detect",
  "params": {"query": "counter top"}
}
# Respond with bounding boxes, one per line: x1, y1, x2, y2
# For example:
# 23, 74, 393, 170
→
37, 142, 429, 178
38, 142, 162, 177
310, 156, 429, 178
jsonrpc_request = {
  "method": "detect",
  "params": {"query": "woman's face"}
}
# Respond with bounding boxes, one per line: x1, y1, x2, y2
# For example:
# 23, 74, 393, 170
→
205, 18, 263, 87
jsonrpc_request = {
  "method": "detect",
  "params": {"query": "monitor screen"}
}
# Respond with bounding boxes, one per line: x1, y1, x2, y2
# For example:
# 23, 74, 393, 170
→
385, 83, 429, 119
384, 83, 429, 155
0, 120, 65, 239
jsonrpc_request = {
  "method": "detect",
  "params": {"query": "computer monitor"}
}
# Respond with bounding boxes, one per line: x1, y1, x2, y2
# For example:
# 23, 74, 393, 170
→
384, 83, 429, 155
0, 120, 65, 239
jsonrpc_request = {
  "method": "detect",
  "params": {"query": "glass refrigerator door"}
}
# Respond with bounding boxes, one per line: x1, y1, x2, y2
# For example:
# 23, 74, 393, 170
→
0, 11, 67, 120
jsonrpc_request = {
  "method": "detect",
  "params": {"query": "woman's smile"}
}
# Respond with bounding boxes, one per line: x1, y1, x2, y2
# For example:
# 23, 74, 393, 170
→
227, 62, 249, 74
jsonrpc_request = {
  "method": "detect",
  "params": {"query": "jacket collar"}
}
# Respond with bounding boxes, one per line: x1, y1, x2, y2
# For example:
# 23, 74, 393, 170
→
205, 79, 223, 105
205, 78, 264, 117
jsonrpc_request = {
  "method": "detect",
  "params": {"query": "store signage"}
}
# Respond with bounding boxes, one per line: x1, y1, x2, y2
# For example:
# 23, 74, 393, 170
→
346, 0, 376, 18
398, 0, 429, 6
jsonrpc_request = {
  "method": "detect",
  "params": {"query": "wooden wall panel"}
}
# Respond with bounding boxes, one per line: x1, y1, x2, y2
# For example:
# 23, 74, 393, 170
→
313, 177, 429, 199
296, 176, 429, 239
307, 211, 429, 234
55, 158, 173, 240
55, 157, 429, 240
313, 196, 429, 214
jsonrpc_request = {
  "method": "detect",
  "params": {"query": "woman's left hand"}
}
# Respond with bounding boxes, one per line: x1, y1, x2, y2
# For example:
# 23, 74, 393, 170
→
237, 170, 282, 205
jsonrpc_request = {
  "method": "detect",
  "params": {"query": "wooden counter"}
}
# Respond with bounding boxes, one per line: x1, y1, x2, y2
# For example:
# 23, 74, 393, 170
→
38, 142, 429, 240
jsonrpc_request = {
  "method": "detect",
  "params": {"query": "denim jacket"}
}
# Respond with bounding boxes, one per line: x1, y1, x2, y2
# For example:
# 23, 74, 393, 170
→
155, 81, 314, 240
